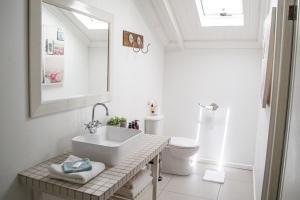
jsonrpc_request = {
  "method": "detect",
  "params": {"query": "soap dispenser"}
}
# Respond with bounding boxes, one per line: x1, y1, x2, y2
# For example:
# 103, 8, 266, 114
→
134, 120, 139, 130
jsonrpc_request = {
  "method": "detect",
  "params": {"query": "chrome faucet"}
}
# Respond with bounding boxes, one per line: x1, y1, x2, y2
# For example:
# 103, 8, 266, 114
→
85, 103, 109, 134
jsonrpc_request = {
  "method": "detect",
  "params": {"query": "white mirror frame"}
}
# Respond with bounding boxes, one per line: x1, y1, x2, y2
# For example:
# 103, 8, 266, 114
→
29, 0, 113, 117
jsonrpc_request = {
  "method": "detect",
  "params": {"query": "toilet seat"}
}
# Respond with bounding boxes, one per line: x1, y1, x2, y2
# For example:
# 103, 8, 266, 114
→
168, 137, 199, 149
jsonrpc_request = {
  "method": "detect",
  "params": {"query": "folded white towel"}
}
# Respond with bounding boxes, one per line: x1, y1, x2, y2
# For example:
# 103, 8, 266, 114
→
123, 167, 151, 189
116, 169, 152, 198
48, 155, 105, 184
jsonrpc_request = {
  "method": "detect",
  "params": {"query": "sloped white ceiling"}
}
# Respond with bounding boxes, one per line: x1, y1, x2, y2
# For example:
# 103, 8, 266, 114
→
135, 0, 267, 49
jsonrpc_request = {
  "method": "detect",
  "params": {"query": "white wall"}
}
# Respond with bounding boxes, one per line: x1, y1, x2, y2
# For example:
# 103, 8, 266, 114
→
163, 49, 261, 166
0, 0, 164, 199
254, 107, 271, 198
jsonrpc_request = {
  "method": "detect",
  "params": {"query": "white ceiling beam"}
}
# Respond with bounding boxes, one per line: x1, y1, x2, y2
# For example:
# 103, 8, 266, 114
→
183, 40, 262, 49
166, 40, 262, 50
134, 0, 169, 45
161, 0, 184, 49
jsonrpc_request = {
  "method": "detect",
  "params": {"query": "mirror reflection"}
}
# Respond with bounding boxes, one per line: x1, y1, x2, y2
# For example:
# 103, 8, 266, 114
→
41, 2, 109, 102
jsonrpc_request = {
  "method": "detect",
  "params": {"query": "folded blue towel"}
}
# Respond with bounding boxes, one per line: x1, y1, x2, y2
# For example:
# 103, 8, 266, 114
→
62, 158, 92, 173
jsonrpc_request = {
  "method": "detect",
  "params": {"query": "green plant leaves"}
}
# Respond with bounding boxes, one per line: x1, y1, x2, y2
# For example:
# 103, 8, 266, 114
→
107, 116, 127, 126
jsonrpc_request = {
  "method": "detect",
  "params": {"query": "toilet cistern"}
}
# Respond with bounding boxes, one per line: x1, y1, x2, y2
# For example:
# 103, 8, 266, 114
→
85, 103, 109, 134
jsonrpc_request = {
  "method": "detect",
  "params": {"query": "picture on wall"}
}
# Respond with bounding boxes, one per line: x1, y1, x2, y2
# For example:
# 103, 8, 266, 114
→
57, 28, 64, 41
44, 56, 64, 84
53, 43, 64, 55
42, 25, 65, 85
46, 39, 54, 55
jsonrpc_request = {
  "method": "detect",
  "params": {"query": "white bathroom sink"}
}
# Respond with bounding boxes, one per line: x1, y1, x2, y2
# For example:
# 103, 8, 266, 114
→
72, 126, 143, 167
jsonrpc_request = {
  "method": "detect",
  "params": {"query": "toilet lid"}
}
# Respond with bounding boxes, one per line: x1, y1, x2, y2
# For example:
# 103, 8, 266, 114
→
168, 137, 199, 149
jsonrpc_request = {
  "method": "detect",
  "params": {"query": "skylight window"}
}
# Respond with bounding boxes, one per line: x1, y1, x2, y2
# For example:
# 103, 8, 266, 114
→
195, 0, 244, 27
73, 12, 108, 30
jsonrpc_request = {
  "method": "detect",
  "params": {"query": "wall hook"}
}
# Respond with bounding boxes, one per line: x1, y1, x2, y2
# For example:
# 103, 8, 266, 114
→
123, 31, 150, 54
133, 43, 151, 54
133, 47, 141, 53
141, 43, 151, 54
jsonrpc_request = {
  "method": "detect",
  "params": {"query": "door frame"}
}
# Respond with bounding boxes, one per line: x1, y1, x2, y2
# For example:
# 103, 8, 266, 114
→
278, 0, 300, 198
262, 0, 296, 199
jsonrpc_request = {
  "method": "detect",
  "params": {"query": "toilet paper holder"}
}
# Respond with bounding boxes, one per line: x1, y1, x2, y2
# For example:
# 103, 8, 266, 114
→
198, 103, 219, 111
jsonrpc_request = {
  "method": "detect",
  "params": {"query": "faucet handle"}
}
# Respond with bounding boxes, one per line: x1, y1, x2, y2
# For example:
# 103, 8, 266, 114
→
93, 120, 102, 128
84, 120, 102, 134
84, 122, 92, 130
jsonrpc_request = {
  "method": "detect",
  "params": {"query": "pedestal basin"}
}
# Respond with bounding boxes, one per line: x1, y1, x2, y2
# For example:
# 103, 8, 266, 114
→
72, 126, 143, 167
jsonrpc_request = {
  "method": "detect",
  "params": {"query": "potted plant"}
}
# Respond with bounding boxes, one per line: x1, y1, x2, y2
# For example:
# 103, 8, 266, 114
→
107, 116, 127, 127
119, 117, 127, 128
107, 117, 120, 126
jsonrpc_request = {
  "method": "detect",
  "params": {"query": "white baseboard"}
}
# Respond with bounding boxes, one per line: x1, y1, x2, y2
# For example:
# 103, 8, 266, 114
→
196, 158, 254, 171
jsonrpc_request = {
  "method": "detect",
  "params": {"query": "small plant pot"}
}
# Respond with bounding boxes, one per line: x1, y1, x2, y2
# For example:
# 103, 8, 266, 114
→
120, 121, 127, 128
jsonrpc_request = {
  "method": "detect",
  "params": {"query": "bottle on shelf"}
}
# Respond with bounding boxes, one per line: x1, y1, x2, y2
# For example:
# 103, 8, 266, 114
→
134, 120, 139, 130
131, 121, 136, 129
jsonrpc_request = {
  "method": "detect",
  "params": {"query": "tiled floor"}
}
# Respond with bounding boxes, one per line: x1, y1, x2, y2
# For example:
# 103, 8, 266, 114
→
157, 163, 254, 200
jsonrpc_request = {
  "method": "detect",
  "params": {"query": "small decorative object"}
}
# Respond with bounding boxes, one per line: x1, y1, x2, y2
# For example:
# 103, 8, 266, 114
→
46, 39, 54, 55
53, 43, 64, 55
123, 30, 150, 54
57, 28, 64, 41
123, 31, 143, 48
147, 100, 158, 115
43, 56, 64, 84
107, 116, 127, 127
46, 71, 63, 83
42, 25, 65, 85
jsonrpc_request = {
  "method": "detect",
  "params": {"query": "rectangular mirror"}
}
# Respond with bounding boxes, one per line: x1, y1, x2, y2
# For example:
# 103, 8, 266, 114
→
29, 0, 113, 117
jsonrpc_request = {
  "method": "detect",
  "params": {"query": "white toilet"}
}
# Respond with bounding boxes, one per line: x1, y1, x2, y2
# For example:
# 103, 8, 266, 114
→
145, 115, 200, 176
161, 137, 199, 175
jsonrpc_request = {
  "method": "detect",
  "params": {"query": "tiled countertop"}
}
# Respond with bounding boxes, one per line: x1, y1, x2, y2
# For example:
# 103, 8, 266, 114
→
18, 134, 170, 200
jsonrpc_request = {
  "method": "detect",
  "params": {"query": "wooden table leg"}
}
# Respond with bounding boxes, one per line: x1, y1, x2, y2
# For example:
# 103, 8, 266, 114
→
151, 154, 159, 200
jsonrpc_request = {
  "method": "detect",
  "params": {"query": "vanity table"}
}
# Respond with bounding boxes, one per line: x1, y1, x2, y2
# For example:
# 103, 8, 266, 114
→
19, 134, 169, 200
